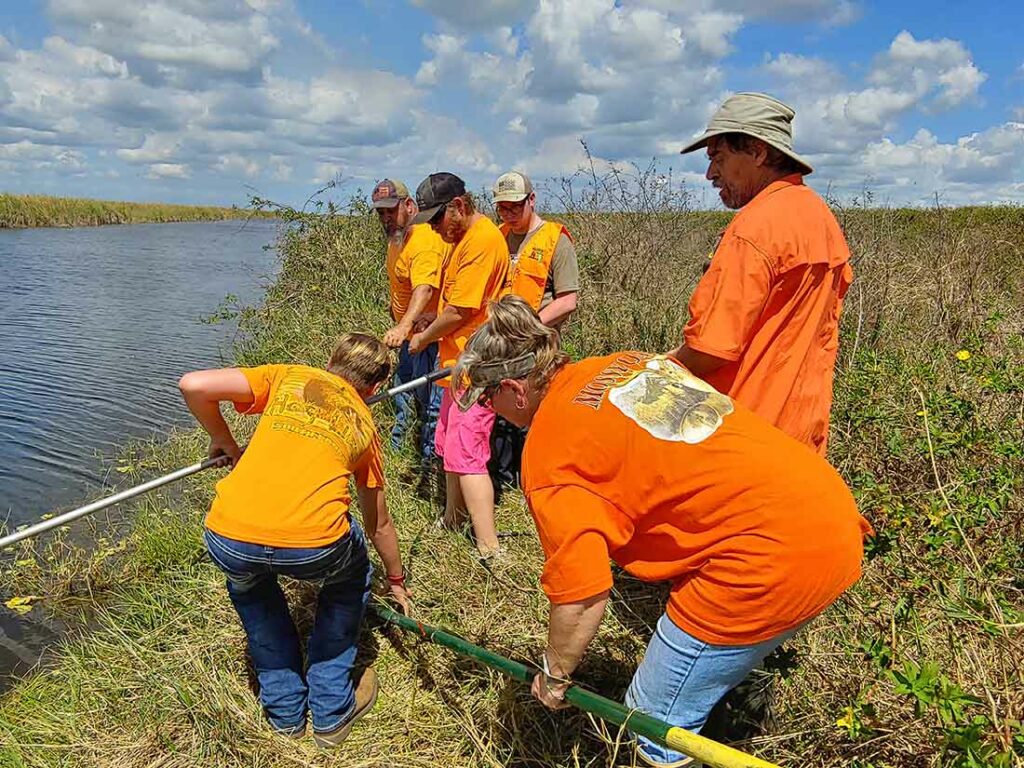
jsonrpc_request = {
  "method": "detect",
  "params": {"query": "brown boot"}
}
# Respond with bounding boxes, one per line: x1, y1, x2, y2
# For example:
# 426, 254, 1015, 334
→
313, 668, 379, 748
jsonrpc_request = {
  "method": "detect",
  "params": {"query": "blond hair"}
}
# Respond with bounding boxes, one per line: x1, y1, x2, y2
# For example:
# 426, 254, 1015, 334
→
327, 333, 392, 391
454, 295, 568, 394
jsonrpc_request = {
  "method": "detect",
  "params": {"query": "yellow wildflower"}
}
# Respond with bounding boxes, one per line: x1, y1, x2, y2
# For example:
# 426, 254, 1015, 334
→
955, 350, 971, 361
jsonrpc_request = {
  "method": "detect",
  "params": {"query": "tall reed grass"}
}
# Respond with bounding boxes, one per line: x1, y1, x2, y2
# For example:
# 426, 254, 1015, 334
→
0, 167, 1021, 768
0, 193, 262, 228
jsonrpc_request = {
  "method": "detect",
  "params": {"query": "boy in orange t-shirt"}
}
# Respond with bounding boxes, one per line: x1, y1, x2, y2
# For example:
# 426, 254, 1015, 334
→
453, 296, 869, 767
179, 334, 410, 747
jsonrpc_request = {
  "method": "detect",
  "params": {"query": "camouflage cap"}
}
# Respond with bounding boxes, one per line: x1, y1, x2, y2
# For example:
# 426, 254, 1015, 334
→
371, 179, 410, 209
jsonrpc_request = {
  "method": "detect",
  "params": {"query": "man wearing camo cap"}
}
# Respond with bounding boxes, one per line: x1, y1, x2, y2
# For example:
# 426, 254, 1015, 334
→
372, 178, 452, 484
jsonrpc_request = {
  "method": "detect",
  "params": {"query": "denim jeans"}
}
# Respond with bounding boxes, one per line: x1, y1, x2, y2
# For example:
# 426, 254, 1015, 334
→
203, 520, 372, 734
625, 614, 800, 765
391, 340, 443, 468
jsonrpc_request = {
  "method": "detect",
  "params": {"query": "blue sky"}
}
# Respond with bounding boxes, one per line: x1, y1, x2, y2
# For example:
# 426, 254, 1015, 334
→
1, 0, 1022, 208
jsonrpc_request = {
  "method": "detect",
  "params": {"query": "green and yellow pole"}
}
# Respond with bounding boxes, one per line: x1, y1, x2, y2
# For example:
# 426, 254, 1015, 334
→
372, 603, 782, 768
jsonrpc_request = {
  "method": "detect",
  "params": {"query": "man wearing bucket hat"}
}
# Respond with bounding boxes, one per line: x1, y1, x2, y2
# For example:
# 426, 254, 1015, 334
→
671, 92, 853, 455
371, 179, 452, 482
407, 172, 510, 560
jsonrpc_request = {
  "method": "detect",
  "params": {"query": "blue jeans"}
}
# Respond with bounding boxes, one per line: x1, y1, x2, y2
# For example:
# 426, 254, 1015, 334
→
203, 521, 372, 734
625, 614, 799, 765
391, 340, 442, 468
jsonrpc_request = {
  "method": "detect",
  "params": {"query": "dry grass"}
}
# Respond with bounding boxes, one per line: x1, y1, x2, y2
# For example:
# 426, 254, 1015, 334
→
1, 171, 1022, 767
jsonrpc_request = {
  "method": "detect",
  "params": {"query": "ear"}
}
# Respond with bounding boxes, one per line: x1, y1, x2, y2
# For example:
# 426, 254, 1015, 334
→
751, 139, 770, 167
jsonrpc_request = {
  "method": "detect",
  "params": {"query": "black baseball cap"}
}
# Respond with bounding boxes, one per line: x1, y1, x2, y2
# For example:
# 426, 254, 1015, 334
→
411, 172, 466, 225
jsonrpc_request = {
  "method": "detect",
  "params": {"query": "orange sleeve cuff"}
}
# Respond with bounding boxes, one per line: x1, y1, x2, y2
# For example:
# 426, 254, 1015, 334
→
681, 332, 743, 362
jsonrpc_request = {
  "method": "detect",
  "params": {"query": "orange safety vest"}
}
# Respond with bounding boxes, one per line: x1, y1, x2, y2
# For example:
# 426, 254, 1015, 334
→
500, 220, 572, 311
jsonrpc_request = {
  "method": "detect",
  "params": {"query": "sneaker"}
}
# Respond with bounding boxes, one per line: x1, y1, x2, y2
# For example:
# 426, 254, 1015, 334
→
312, 668, 379, 748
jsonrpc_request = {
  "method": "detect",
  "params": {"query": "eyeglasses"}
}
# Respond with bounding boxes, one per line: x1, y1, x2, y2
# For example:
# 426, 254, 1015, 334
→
495, 199, 529, 216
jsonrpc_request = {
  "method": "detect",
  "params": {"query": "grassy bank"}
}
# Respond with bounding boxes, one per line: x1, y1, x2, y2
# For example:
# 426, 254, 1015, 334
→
0, 193, 263, 228
0, 176, 1022, 767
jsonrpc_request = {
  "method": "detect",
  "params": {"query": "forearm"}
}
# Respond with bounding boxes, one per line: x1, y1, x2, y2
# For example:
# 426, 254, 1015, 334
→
538, 292, 578, 326
396, 285, 434, 330
544, 591, 609, 678
358, 487, 404, 578
182, 392, 234, 441
417, 305, 466, 346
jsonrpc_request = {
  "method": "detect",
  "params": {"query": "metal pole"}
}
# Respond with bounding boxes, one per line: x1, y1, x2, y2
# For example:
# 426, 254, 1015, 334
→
371, 603, 782, 768
367, 366, 451, 404
0, 457, 221, 549
1, 367, 452, 549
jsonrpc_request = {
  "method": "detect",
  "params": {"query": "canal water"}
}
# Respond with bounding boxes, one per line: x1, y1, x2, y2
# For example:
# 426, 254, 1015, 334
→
0, 218, 279, 689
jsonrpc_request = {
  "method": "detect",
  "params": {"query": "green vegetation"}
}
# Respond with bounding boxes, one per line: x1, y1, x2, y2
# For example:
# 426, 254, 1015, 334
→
0, 171, 1021, 767
0, 192, 265, 228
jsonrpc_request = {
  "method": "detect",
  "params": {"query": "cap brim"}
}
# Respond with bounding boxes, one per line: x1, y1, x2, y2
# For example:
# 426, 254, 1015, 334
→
410, 204, 443, 225
679, 129, 814, 175
371, 198, 400, 209
493, 192, 529, 203
455, 386, 484, 412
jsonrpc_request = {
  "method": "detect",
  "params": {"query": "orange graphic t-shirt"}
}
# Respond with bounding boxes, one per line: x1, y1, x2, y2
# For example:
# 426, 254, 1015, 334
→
436, 216, 509, 384
521, 352, 870, 645
204, 364, 385, 548
683, 175, 852, 454
387, 224, 452, 324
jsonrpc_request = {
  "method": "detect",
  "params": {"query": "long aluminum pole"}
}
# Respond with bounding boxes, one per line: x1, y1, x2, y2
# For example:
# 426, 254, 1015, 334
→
0, 367, 452, 550
0, 457, 220, 549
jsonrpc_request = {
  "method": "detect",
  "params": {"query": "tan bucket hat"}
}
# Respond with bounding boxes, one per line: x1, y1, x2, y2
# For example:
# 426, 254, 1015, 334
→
680, 92, 813, 175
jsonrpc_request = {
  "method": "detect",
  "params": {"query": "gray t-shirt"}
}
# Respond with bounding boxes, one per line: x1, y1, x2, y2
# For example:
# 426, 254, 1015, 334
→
506, 224, 580, 309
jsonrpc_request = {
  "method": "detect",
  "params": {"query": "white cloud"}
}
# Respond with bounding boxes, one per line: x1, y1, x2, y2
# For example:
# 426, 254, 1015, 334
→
688, 12, 743, 58
47, 0, 282, 82
312, 161, 344, 184
764, 53, 843, 93
214, 153, 261, 178
858, 124, 1024, 201
116, 134, 181, 164
870, 30, 985, 109
764, 31, 989, 159
146, 162, 191, 179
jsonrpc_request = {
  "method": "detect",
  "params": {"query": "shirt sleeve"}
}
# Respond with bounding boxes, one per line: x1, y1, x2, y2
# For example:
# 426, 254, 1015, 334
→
526, 484, 634, 604
234, 364, 282, 415
447, 232, 508, 310
549, 233, 580, 295
408, 247, 442, 290
683, 233, 774, 362
353, 434, 385, 490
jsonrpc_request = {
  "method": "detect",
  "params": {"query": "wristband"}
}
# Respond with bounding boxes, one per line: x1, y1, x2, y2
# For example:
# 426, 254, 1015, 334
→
542, 652, 568, 700
386, 572, 406, 586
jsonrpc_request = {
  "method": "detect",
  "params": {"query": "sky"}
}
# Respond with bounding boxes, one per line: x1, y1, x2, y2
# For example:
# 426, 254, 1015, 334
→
1, 0, 1022, 209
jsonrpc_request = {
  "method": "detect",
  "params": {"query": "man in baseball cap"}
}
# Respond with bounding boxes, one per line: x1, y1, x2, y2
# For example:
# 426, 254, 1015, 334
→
372, 178, 452, 485
407, 172, 510, 561
488, 170, 581, 498
671, 92, 853, 455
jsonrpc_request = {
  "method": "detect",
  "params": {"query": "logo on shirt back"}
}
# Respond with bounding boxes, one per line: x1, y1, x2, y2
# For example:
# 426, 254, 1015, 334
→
264, 369, 374, 462
574, 354, 734, 444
